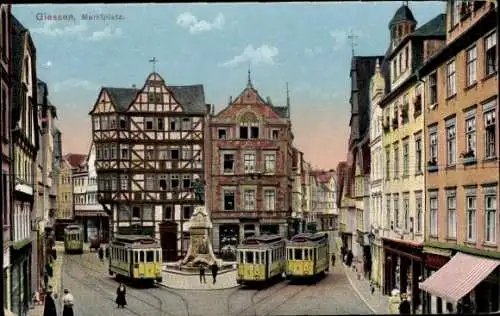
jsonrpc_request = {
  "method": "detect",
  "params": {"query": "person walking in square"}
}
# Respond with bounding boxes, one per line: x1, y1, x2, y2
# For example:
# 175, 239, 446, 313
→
43, 285, 57, 316
62, 288, 74, 316
211, 263, 219, 284
199, 265, 206, 284
331, 253, 336, 267
116, 283, 127, 308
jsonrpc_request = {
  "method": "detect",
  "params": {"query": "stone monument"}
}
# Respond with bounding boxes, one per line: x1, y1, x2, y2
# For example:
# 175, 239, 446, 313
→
180, 205, 220, 267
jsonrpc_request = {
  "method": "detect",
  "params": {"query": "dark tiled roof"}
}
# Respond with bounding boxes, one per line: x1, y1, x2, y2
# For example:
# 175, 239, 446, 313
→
102, 84, 207, 114
389, 5, 416, 28
413, 14, 446, 37
10, 18, 26, 125
104, 87, 139, 111
272, 106, 288, 118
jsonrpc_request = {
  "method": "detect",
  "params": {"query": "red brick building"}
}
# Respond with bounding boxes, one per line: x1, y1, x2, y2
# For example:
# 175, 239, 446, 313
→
206, 73, 294, 254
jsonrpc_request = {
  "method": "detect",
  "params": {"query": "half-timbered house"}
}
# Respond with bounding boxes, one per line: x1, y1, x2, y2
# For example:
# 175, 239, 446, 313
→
10, 15, 38, 316
207, 73, 294, 255
88, 72, 208, 259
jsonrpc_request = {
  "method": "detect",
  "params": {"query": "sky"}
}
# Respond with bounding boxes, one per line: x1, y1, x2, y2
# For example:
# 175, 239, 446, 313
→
12, 2, 445, 170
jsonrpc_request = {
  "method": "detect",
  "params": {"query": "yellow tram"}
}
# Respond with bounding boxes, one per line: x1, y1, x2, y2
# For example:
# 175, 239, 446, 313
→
236, 234, 286, 285
64, 225, 84, 254
286, 232, 329, 279
108, 235, 163, 284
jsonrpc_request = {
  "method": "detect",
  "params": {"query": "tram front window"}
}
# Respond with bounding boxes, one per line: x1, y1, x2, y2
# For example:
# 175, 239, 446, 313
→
294, 248, 302, 260
140, 251, 145, 262
246, 251, 254, 264
134, 251, 139, 263
146, 250, 155, 262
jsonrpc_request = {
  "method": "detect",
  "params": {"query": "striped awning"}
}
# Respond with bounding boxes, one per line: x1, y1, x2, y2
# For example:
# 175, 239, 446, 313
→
419, 252, 500, 304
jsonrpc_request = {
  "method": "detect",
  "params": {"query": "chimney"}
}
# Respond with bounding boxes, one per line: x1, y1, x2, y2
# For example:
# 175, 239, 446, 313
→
266, 96, 272, 104
229, 96, 233, 105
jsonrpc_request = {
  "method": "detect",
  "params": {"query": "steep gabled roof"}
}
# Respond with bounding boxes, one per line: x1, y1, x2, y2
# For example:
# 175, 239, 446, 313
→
389, 5, 416, 28
412, 14, 446, 37
104, 87, 139, 111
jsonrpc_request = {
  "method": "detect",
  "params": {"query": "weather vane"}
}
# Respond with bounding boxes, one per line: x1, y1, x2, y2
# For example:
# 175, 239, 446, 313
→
347, 30, 358, 56
149, 57, 158, 73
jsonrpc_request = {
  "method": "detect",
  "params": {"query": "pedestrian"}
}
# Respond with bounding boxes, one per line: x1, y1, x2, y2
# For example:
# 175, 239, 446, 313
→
398, 293, 411, 314
211, 263, 219, 284
43, 285, 57, 316
199, 264, 206, 284
98, 247, 104, 261
115, 283, 127, 308
388, 289, 401, 314
62, 288, 74, 316
346, 250, 353, 267
331, 253, 336, 267
340, 246, 346, 262
105, 246, 109, 258
370, 280, 375, 295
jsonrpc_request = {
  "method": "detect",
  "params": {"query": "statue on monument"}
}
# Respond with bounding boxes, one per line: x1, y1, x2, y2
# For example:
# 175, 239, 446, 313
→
192, 177, 205, 204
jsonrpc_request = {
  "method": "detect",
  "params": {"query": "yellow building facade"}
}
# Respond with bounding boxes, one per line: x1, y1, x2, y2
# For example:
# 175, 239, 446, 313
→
56, 159, 73, 223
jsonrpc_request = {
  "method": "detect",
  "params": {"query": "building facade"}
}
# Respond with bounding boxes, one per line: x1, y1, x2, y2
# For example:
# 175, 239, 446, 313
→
72, 145, 108, 242
377, 6, 446, 311
369, 58, 386, 288
1, 4, 12, 313
55, 157, 73, 240
10, 16, 38, 316
88, 72, 207, 260
312, 170, 338, 233
291, 148, 305, 233
207, 74, 294, 254
418, 2, 500, 314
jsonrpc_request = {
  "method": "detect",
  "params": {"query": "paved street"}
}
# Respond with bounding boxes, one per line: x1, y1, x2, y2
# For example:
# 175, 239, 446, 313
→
61, 249, 372, 316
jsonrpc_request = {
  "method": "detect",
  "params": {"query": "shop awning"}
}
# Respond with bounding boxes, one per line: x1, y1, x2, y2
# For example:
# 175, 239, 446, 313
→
419, 252, 500, 304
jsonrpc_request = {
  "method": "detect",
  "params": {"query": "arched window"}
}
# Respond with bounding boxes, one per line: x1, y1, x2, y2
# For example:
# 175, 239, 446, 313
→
1, 10, 7, 61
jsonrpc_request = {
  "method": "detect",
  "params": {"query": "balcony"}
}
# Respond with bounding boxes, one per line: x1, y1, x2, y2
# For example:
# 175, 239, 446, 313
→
461, 150, 477, 165
427, 159, 438, 172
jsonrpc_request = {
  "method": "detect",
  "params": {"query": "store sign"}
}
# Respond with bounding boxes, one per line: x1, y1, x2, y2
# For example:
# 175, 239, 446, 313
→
424, 253, 449, 269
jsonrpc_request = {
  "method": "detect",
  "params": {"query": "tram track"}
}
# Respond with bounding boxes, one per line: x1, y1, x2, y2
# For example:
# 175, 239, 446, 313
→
227, 280, 289, 316
64, 252, 190, 316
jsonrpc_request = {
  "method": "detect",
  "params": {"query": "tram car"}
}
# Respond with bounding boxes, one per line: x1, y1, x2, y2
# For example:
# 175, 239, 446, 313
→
236, 234, 286, 285
64, 225, 84, 254
108, 235, 163, 284
285, 232, 329, 279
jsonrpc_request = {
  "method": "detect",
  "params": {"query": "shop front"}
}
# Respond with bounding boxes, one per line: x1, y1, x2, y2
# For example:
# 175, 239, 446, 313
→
420, 246, 451, 314
382, 237, 424, 314
10, 243, 32, 316
419, 250, 500, 314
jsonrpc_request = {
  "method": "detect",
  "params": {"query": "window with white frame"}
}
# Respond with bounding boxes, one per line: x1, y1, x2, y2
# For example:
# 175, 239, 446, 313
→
120, 144, 129, 160
429, 193, 438, 236
450, 0, 459, 27
446, 119, 456, 166
428, 72, 437, 105
415, 192, 422, 233
484, 186, 497, 243
446, 60, 456, 97
393, 144, 399, 179
485, 31, 497, 76
385, 148, 391, 179
243, 189, 256, 211
120, 175, 128, 191
386, 194, 391, 228
263, 189, 276, 211
402, 138, 409, 176
429, 127, 438, 163
403, 194, 409, 230
484, 103, 496, 159
415, 134, 422, 173
223, 190, 235, 211
446, 190, 457, 238
465, 110, 476, 154
243, 153, 256, 173
223, 153, 235, 174
393, 194, 399, 228
264, 154, 276, 173
466, 46, 477, 86
465, 188, 476, 242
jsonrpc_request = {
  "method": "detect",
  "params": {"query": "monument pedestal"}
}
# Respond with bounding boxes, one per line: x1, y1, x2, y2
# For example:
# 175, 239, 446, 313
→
179, 206, 220, 267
